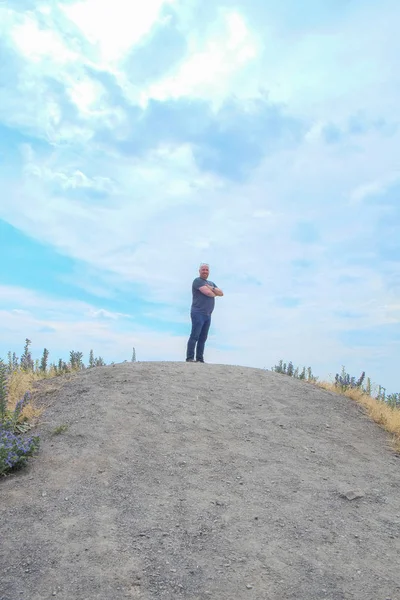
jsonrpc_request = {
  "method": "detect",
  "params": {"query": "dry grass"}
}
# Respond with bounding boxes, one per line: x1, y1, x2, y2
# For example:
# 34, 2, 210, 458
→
6, 367, 75, 425
7, 370, 46, 423
317, 381, 400, 453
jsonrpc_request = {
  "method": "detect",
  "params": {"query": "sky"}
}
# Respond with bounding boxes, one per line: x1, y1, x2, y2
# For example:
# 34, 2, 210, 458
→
0, 0, 399, 393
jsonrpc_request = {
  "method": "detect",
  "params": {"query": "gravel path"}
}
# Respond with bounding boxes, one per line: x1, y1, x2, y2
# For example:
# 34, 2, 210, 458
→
1, 361, 400, 600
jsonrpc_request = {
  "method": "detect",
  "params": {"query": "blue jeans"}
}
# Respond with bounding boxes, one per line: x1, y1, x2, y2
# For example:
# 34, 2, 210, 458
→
186, 312, 211, 361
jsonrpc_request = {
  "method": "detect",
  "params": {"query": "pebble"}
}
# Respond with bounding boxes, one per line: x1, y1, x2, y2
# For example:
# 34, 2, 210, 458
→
340, 489, 365, 501
246, 584, 253, 589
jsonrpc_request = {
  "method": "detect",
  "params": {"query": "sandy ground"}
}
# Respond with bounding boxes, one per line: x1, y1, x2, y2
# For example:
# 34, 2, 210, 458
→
1, 361, 400, 600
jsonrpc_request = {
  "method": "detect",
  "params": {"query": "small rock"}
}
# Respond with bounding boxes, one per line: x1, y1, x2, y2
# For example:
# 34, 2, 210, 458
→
340, 489, 365, 501
246, 584, 253, 589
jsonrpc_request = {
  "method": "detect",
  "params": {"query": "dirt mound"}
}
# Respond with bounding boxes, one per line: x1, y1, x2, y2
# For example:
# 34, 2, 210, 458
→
1, 362, 400, 600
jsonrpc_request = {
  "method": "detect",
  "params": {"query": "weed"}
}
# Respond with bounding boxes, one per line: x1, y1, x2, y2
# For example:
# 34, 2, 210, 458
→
40, 348, 49, 373
271, 360, 317, 382
52, 424, 68, 435
0, 360, 40, 475
334, 366, 365, 391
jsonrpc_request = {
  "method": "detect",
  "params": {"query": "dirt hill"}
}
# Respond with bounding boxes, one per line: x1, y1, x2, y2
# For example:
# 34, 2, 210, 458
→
1, 361, 400, 600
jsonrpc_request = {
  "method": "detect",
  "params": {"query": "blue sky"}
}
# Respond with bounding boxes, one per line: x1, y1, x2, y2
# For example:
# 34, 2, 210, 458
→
0, 0, 399, 393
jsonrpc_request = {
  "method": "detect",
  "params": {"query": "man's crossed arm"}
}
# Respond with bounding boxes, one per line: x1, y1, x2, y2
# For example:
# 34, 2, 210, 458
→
199, 284, 224, 298
210, 285, 224, 297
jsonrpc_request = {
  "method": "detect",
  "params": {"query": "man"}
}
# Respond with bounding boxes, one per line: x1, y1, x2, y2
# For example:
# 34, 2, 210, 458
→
186, 263, 224, 363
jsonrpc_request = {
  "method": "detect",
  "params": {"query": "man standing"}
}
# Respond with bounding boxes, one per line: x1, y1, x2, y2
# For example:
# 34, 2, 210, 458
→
186, 263, 224, 363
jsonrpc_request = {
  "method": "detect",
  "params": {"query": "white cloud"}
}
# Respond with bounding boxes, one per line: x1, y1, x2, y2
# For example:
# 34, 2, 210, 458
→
87, 308, 131, 320
24, 160, 116, 193
0, 285, 92, 315
349, 172, 400, 204
11, 15, 78, 64
67, 78, 106, 114
143, 10, 258, 105
62, 0, 175, 64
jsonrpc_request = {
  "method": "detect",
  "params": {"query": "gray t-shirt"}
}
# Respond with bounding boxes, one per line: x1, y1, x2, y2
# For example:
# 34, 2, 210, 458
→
191, 277, 217, 316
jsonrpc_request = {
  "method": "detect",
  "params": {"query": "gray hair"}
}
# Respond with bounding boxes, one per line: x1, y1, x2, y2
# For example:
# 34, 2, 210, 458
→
199, 263, 209, 268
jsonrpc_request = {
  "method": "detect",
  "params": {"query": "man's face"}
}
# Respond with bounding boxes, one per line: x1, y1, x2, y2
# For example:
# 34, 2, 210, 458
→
199, 264, 209, 279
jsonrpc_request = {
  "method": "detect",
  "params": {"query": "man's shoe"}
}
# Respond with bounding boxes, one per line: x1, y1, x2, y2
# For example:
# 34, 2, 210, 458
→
196, 359, 205, 363
186, 358, 195, 362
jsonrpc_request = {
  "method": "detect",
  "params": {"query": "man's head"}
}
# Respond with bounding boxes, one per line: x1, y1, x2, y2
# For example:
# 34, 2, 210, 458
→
199, 263, 210, 279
